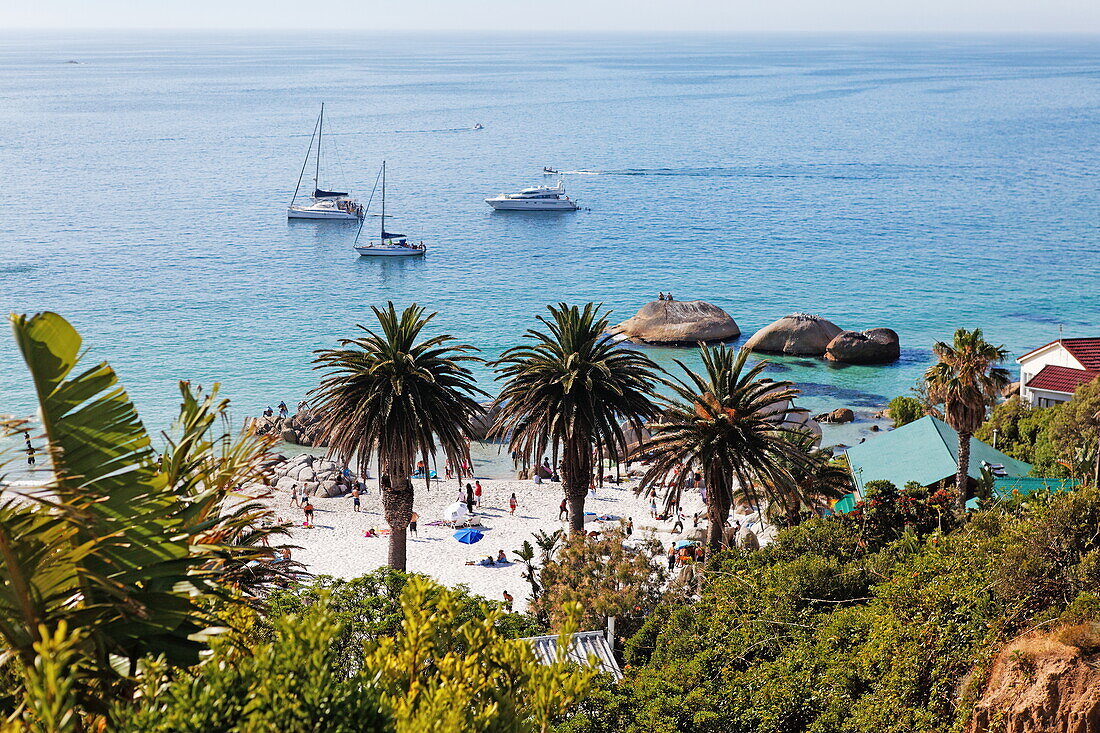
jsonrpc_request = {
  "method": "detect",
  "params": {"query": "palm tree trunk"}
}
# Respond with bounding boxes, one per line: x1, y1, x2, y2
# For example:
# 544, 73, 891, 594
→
956, 431, 971, 514
381, 459, 414, 571
562, 438, 591, 533
705, 469, 731, 552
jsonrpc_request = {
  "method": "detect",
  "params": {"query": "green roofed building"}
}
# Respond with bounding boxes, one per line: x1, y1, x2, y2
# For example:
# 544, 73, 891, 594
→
991, 476, 1080, 498
844, 416, 1032, 496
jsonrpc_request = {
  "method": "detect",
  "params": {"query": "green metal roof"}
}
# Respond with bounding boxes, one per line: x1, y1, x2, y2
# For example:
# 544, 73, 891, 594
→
845, 416, 1032, 495
992, 476, 1080, 498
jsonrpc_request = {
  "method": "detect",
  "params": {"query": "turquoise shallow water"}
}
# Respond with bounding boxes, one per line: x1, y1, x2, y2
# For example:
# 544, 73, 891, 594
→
0, 33, 1097, 460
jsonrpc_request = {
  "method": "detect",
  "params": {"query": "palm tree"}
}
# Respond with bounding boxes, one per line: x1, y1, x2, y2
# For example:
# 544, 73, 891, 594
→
310, 303, 485, 570
754, 430, 852, 525
925, 327, 1009, 513
638, 345, 812, 551
493, 303, 661, 532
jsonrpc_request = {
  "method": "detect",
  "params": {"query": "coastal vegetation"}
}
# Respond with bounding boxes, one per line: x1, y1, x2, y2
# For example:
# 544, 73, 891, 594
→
977, 378, 1100, 480
924, 328, 1010, 511
4, 311, 1100, 731
886, 394, 925, 427
309, 302, 486, 570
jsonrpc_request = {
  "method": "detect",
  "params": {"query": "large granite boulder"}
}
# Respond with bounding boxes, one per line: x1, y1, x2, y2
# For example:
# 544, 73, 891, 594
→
470, 400, 503, 442
613, 300, 740, 345
743, 313, 843, 356
825, 328, 900, 364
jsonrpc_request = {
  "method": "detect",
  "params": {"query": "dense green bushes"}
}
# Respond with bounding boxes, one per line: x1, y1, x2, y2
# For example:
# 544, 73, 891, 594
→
558, 486, 1100, 733
886, 395, 925, 428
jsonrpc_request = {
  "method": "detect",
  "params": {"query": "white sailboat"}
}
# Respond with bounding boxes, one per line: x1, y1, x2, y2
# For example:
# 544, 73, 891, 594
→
287, 103, 364, 221
354, 161, 426, 257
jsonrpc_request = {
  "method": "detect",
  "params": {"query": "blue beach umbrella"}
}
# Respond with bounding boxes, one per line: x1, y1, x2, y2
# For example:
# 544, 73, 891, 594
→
454, 527, 484, 544
675, 540, 699, 549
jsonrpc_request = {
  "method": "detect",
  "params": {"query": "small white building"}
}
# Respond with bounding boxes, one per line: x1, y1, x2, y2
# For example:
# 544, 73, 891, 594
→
1016, 338, 1100, 408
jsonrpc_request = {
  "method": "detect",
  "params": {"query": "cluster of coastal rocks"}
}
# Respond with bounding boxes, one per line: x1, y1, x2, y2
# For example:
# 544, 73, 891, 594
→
250, 409, 327, 448
744, 313, 900, 364
269, 453, 355, 498
613, 302, 898, 365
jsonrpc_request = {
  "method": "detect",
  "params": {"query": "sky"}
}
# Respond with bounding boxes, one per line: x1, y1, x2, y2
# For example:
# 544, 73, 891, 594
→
2, 0, 1099, 34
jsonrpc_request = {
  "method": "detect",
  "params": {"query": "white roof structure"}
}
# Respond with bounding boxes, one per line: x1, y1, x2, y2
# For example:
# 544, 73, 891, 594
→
521, 630, 622, 680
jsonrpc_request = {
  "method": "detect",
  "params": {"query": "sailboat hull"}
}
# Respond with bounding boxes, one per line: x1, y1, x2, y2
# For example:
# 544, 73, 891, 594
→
287, 206, 361, 220
354, 245, 426, 257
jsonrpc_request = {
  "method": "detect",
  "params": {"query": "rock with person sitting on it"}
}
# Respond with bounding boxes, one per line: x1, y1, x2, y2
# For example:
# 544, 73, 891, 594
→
824, 328, 900, 364
743, 313, 843, 356
612, 299, 740, 345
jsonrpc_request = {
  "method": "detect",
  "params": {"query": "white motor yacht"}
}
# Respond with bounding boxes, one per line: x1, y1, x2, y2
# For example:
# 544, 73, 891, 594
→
485, 178, 579, 211
354, 161, 426, 258
287, 103, 364, 221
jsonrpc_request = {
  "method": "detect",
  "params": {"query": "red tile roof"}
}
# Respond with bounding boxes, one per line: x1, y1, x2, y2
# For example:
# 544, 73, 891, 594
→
1025, 364, 1099, 395
1062, 338, 1100, 370
1018, 338, 1100, 369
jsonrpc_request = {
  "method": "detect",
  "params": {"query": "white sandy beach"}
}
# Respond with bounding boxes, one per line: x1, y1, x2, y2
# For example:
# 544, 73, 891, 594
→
264, 472, 771, 612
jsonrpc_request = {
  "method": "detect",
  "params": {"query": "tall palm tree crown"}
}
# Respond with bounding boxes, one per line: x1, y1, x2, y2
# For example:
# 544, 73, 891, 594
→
310, 303, 485, 569
924, 327, 1009, 512
638, 345, 813, 550
493, 303, 661, 531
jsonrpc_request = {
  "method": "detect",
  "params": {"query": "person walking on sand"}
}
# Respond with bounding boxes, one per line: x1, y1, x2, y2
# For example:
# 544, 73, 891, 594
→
445, 460, 453, 480
667, 543, 676, 571
650, 497, 658, 519
474, 480, 483, 507
465, 483, 475, 514
626, 517, 634, 537
302, 499, 314, 525
509, 493, 518, 515
352, 488, 361, 512
409, 511, 419, 537
290, 484, 300, 508
558, 498, 568, 521
502, 590, 514, 612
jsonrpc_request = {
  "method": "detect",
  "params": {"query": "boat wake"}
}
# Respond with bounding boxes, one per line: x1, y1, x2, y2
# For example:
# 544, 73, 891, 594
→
544, 165, 904, 180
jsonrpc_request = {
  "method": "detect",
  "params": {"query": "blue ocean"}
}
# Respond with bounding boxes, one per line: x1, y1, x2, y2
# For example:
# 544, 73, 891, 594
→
1, 33, 1097, 460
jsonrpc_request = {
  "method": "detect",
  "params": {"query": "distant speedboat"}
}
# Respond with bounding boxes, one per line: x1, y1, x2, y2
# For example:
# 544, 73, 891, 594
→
288, 103, 364, 221
473, 123, 484, 130
542, 166, 558, 174
354, 161, 426, 257
485, 178, 579, 211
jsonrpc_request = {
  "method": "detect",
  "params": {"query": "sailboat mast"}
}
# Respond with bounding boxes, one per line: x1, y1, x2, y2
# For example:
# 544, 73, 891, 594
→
380, 160, 386, 240
315, 103, 323, 191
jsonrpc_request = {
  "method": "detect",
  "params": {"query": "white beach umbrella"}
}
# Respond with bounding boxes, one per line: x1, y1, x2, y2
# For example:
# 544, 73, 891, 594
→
443, 502, 469, 523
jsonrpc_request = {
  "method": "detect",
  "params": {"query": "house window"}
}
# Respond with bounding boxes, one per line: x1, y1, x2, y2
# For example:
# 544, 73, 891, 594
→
1038, 397, 1067, 408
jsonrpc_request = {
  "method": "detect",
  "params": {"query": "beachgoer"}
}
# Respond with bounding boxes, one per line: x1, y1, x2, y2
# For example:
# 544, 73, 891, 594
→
352, 489, 361, 512
502, 590, 514, 612
303, 500, 314, 524
649, 498, 657, 518
626, 518, 634, 537
533, 473, 542, 485
558, 498, 568, 521
281, 547, 292, 561
465, 483, 475, 513
672, 517, 684, 534
409, 511, 419, 537
474, 480, 483, 506
445, 461, 453, 480
278, 401, 288, 418
692, 512, 699, 528
509, 493, 518, 515
290, 484, 300, 507
24, 434, 35, 466
263, 406, 273, 418
497, 549, 507, 563
667, 545, 675, 571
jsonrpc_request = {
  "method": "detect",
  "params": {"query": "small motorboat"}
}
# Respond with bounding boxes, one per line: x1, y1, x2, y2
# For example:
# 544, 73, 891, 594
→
473, 122, 484, 130
354, 161, 427, 258
542, 166, 558, 174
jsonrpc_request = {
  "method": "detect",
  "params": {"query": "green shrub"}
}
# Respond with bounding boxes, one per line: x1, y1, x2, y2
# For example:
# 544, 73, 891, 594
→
887, 396, 925, 428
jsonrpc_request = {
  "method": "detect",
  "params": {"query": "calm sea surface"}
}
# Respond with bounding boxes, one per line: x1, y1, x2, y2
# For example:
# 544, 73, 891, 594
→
0, 33, 1097, 466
